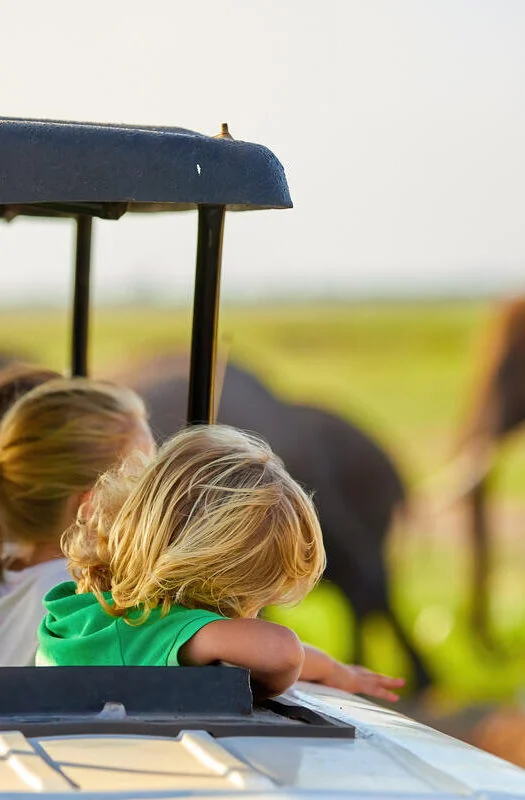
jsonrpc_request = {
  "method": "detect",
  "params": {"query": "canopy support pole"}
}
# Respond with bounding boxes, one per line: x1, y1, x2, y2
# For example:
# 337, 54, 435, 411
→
71, 215, 92, 377
187, 205, 226, 424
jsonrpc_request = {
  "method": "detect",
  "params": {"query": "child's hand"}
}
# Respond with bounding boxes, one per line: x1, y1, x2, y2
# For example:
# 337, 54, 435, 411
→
318, 661, 405, 703
300, 645, 404, 702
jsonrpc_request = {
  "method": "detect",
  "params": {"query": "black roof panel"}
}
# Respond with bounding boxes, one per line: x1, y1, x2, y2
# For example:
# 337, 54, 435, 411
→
0, 117, 292, 215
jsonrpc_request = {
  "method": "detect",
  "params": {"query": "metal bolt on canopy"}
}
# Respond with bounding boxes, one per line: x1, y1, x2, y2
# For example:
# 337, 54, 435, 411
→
214, 122, 234, 140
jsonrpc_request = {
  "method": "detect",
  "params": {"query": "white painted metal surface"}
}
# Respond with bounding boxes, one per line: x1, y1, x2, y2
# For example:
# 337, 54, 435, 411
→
0, 683, 524, 798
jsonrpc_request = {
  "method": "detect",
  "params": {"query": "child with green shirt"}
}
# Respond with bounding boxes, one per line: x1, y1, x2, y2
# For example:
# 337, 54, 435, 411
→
38, 424, 404, 702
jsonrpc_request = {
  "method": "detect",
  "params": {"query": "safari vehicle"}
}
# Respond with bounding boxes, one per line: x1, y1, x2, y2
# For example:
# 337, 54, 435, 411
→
0, 116, 524, 798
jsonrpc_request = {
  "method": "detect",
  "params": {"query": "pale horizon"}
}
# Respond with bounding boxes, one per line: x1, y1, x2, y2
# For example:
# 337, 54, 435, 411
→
1, 0, 524, 304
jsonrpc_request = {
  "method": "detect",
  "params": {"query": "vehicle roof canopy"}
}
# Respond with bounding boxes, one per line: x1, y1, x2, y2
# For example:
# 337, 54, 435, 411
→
0, 117, 292, 217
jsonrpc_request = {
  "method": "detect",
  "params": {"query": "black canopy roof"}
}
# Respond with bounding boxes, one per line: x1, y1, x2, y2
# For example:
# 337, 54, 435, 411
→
0, 117, 292, 218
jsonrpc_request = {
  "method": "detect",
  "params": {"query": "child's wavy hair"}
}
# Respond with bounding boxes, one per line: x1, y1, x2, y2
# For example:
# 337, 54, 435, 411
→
0, 378, 148, 545
64, 425, 326, 621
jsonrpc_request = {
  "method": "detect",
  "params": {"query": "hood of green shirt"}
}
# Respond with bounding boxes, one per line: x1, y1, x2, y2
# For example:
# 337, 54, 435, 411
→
43, 581, 114, 636
37, 581, 121, 666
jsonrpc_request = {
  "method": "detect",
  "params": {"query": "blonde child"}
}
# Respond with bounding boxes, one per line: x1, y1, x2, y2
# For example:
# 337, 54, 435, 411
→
39, 425, 404, 701
0, 378, 154, 666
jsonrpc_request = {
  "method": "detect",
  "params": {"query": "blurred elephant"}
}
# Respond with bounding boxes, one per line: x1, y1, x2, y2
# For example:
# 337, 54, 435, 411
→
129, 357, 431, 688
451, 299, 525, 645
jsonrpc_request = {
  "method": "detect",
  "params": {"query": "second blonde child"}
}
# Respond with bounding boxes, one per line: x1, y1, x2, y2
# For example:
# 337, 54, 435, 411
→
0, 377, 153, 666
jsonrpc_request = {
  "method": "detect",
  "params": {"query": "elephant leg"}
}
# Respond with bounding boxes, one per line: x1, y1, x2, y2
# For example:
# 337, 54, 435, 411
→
349, 596, 432, 691
384, 607, 432, 691
352, 613, 365, 665
332, 578, 431, 689
322, 557, 376, 667
469, 479, 493, 647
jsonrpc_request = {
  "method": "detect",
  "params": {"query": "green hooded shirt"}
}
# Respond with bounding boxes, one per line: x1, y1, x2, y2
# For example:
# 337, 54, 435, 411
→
36, 582, 225, 667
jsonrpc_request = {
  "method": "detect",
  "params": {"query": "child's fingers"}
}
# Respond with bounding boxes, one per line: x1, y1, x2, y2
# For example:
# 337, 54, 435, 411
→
359, 672, 405, 688
352, 667, 405, 685
321, 663, 405, 702
360, 678, 401, 699
368, 686, 401, 703
355, 673, 405, 688
376, 676, 405, 688
351, 666, 404, 683
358, 675, 404, 703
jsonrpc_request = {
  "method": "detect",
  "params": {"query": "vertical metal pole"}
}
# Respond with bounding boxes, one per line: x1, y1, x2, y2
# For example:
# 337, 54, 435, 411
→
187, 205, 226, 424
71, 215, 92, 377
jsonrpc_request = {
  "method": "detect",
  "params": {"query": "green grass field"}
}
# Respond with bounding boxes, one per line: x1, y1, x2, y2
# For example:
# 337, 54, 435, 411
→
2, 299, 525, 707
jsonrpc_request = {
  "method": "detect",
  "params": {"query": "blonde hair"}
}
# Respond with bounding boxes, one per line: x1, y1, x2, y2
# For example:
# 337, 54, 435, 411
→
64, 425, 326, 621
0, 378, 148, 544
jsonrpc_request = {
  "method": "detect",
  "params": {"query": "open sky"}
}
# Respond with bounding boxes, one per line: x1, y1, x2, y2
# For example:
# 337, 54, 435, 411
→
1, 0, 524, 304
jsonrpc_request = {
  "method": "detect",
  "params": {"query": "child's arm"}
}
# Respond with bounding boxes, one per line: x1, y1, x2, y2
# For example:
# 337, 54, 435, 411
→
179, 620, 404, 702
179, 618, 305, 699
300, 644, 405, 702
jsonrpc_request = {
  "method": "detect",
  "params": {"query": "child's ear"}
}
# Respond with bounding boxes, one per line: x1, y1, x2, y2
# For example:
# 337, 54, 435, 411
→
68, 490, 93, 523
79, 489, 92, 505
77, 490, 93, 518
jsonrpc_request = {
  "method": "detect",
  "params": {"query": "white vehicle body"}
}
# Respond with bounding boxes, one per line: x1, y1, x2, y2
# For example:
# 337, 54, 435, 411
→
1, 683, 524, 799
